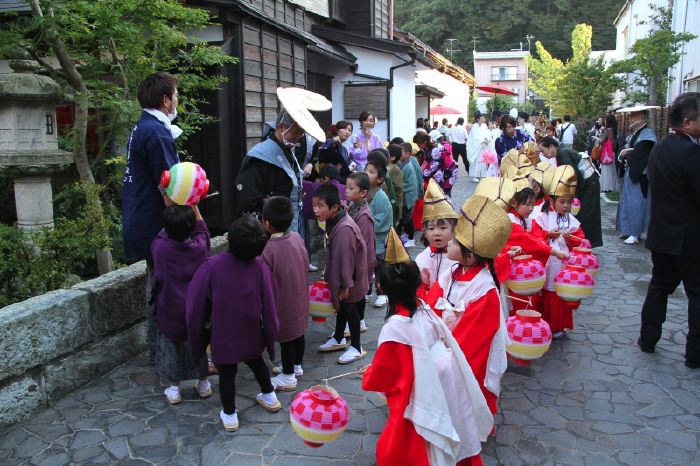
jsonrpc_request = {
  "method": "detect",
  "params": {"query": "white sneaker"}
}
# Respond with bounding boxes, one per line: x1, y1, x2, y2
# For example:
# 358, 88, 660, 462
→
338, 346, 367, 364
374, 295, 388, 307
164, 386, 181, 404
404, 239, 415, 248
308, 263, 319, 272
196, 379, 212, 398
220, 410, 239, 432
256, 392, 282, 412
271, 365, 304, 379
319, 337, 348, 352
344, 323, 351, 337
623, 235, 638, 244
360, 320, 368, 333
365, 292, 372, 300
271, 373, 297, 391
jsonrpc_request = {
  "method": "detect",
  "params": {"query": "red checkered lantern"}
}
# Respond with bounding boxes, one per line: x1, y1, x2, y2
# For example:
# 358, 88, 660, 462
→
507, 255, 546, 296
159, 162, 210, 205
565, 247, 600, 278
290, 385, 350, 448
506, 309, 552, 361
571, 197, 581, 216
554, 264, 594, 305
309, 280, 334, 322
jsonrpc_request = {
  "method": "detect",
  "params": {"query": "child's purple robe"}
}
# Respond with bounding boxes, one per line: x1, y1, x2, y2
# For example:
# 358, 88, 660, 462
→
186, 252, 279, 364
350, 203, 375, 290
324, 211, 369, 306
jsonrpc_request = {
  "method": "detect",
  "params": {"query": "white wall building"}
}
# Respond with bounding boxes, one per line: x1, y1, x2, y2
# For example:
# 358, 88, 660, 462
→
472, 50, 530, 111
667, 0, 700, 104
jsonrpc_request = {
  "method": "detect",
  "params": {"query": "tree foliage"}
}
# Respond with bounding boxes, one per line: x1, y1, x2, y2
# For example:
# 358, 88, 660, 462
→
528, 24, 621, 119
610, 4, 696, 105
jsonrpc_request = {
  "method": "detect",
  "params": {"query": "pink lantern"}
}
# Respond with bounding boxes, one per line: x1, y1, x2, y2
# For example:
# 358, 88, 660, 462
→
554, 264, 594, 305
507, 255, 546, 296
309, 280, 334, 322
580, 239, 592, 249
290, 385, 350, 448
566, 247, 599, 278
570, 198, 581, 216
506, 309, 552, 363
160, 162, 210, 205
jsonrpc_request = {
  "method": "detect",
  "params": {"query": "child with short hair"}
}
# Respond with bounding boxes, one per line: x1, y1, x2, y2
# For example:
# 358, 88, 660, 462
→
346, 172, 375, 333
152, 204, 211, 405
386, 144, 405, 229
261, 197, 310, 391
187, 215, 281, 432
317, 164, 347, 203
313, 183, 369, 364
365, 153, 394, 308
397, 142, 420, 246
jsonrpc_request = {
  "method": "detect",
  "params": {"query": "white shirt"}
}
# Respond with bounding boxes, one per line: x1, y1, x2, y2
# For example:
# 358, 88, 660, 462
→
450, 125, 468, 144
560, 123, 577, 144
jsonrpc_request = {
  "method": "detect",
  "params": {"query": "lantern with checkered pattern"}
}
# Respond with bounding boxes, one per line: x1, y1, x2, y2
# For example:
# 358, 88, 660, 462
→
554, 264, 594, 304
160, 162, 210, 205
565, 247, 599, 278
571, 197, 581, 216
506, 309, 552, 361
506, 255, 546, 296
309, 280, 334, 322
290, 385, 350, 448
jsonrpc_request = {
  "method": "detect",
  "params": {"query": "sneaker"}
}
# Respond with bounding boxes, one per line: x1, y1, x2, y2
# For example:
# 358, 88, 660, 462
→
404, 239, 415, 248
271, 365, 304, 379
623, 235, 638, 244
256, 392, 282, 412
338, 346, 367, 364
164, 386, 181, 404
271, 373, 297, 391
308, 263, 319, 272
196, 379, 213, 398
374, 295, 388, 308
552, 331, 565, 339
360, 320, 368, 333
220, 410, 239, 432
319, 337, 348, 352
365, 292, 372, 300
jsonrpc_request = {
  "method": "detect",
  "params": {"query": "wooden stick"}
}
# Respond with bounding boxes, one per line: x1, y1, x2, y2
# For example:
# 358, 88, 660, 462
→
507, 295, 534, 305
323, 368, 366, 382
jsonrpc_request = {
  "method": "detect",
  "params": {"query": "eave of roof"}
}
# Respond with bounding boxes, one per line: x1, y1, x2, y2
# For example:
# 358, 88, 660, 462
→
416, 83, 445, 98
312, 24, 415, 56
613, 1, 631, 27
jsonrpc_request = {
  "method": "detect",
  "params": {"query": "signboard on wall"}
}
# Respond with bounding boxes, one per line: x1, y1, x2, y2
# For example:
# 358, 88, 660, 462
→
344, 83, 388, 120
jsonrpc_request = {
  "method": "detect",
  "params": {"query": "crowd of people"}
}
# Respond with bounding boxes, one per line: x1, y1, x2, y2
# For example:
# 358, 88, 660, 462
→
122, 70, 700, 464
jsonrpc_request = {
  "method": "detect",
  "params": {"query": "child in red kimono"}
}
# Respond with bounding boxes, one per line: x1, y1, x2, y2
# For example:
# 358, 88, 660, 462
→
531, 165, 586, 338
424, 195, 513, 416
363, 228, 493, 466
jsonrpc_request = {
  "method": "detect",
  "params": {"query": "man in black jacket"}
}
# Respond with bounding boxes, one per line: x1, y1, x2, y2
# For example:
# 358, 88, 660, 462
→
639, 92, 700, 368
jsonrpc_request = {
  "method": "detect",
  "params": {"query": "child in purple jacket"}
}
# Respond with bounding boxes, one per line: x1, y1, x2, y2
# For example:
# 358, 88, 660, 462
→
151, 204, 211, 405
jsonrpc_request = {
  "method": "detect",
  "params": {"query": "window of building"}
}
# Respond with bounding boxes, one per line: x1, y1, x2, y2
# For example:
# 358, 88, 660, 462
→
686, 77, 699, 93
491, 66, 518, 81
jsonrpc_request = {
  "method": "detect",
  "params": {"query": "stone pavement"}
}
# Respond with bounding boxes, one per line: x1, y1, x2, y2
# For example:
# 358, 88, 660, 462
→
1, 169, 699, 465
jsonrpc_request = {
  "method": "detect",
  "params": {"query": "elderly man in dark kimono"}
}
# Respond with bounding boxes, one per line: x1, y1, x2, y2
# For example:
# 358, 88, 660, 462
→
538, 136, 603, 247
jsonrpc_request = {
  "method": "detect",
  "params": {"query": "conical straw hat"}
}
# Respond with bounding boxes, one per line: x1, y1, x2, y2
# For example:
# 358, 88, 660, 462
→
523, 141, 541, 164
384, 227, 411, 264
422, 178, 458, 222
529, 160, 555, 194
549, 164, 577, 198
474, 177, 516, 211
454, 195, 512, 259
499, 149, 533, 177
276, 87, 331, 141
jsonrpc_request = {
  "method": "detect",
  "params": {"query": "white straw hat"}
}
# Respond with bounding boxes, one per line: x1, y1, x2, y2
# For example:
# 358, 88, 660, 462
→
276, 87, 331, 141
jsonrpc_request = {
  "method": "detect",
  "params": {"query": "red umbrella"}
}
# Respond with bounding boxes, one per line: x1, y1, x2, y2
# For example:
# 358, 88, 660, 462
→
430, 104, 462, 115
476, 83, 518, 95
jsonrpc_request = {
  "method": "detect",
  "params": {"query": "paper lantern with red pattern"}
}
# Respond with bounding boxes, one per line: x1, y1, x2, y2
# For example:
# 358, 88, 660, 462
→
554, 264, 594, 304
507, 255, 546, 296
160, 162, 210, 205
570, 197, 581, 216
309, 280, 334, 322
506, 309, 552, 361
290, 385, 350, 448
566, 247, 600, 278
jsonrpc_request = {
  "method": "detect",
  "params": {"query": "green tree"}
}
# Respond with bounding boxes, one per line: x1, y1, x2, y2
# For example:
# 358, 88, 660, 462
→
610, 4, 695, 105
528, 24, 621, 119
0, 0, 236, 274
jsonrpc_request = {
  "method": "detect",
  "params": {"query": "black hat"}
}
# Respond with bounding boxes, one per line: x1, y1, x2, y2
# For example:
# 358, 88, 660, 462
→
474, 110, 482, 119
518, 111, 529, 120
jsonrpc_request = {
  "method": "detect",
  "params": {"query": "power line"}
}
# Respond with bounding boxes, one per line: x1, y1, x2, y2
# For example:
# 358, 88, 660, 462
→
446, 38, 462, 62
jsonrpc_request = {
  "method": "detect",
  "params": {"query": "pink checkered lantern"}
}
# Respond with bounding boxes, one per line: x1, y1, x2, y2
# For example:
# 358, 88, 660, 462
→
290, 385, 350, 448
565, 247, 600, 278
506, 309, 552, 362
554, 264, 595, 306
571, 197, 581, 216
506, 255, 546, 296
309, 280, 334, 322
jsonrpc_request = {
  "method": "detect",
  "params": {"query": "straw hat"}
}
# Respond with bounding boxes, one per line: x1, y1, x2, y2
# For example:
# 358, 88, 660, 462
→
455, 195, 512, 259
499, 148, 533, 177
529, 160, 555, 194
549, 164, 577, 198
423, 178, 458, 222
276, 87, 331, 142
617, 105, 660, 114
384, 227, 411, 264
523, 141, 541, 164
474, 177, 516, 211
510, 170, 531, 193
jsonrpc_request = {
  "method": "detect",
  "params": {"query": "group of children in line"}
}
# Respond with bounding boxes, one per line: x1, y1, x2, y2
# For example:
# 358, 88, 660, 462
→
148, 133, 589, 464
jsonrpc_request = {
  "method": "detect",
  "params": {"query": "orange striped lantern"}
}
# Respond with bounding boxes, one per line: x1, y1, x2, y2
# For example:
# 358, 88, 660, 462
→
507, 255, 546, 296
309, 280, 334, 322
290, 385, 350, 448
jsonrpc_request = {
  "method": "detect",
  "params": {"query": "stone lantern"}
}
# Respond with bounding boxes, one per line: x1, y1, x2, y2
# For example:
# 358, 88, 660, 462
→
0, 60, 73, 231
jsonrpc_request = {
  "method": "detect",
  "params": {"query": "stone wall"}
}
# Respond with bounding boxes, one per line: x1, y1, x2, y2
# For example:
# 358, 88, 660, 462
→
0, 235, 228, 432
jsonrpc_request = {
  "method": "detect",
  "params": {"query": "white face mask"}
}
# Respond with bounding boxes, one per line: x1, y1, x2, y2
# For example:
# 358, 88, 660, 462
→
168, 109, 177, 122
281, 124, 301, 148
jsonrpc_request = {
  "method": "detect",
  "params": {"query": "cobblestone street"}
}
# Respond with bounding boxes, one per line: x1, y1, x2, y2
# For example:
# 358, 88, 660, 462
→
1, 170, 699, 465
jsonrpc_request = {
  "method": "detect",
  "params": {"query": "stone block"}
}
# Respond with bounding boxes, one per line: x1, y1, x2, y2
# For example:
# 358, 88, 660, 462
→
0, 375, 44, 432
0, 289, 91, 380
43, 322, 146, 400
73, 261, 147, 336
211, 234, 228, 254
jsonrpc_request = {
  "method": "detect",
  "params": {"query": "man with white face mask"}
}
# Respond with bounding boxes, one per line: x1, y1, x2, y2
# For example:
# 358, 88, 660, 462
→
235, 87, 331, 233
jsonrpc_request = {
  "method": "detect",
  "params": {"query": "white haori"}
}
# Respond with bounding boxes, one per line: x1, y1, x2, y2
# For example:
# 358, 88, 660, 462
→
534, 210, 581, 290
415, 247, 458, 288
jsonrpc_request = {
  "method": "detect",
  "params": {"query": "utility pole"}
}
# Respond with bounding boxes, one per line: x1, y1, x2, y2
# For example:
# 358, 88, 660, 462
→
472, 36, 479, 51
525, 34, 535, 53
446, 38, 461, 62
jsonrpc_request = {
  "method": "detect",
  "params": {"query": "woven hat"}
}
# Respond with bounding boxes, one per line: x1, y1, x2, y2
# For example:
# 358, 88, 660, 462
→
423, 178, 458, 222
499, 149, 533, 177
529, 160, 555, 193
455, 195, 512, 259
384, 227, 411, 264
474, 177, 517, 211
276, 87, 331, 142
523, 141, 541, 164
549, 164, 577, 198
509, 170, 531, 193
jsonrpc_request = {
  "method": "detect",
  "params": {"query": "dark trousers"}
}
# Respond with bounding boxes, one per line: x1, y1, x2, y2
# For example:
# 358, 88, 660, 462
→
216, 356, 273, 414
355, 297, 366, 321
397, 206, 415, 239
334, 300, 361, 351
280, 335, 305, 375
453, 143, 468, 173
640, 251, 700, 364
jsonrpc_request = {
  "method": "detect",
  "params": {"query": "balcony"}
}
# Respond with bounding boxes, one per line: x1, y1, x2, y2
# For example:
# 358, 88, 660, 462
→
489, 73, 527, 82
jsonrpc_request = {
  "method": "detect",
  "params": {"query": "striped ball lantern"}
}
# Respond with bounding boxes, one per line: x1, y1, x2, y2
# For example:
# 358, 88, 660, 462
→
290, 385, 350, 448
507, 255, 546, 296
566, 247, 600, 278
506, 309, 552, 362
554, 264, 594, 305
160, 162, 210, 205
309, 280, 334, 322
570, 197, 581, 216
